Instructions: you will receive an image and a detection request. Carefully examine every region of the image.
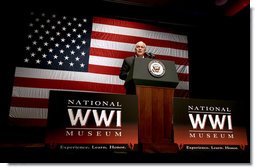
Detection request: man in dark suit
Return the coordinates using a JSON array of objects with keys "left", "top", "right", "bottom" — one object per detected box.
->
[{"left": 119, "top": 41, "right": 155, "bottom": 94}]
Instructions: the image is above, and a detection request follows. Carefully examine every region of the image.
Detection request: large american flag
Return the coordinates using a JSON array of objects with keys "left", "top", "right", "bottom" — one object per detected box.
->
[{"left": 9, "top": 12, "right": 189, "bottom": 126}]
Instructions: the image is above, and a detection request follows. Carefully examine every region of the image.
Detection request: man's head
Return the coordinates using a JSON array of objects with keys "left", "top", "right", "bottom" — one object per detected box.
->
[{"left": 135, "top": 41, "right": 146, "bottom": 57}]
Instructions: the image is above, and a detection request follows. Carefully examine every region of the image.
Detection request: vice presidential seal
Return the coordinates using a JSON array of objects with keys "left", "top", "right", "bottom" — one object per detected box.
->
[{"left": 148, "top": 60, "right": 166, "bottom": 78}]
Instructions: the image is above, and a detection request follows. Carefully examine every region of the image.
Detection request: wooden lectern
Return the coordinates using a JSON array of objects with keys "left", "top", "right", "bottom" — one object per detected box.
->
[{"left": 125, "top": 57, "right": 179, "bottom": 153}]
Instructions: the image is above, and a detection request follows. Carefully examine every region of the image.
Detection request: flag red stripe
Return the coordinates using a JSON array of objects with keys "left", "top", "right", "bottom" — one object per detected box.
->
[
  {"left": 11, "top": 97, "right": 48, "bottom": 108},
  {"left": 93, "top": 17, "right": 187, "bottom": 36},
  {"left": 90, "top": 48, "right": 189, "bottom": 65},
  {"left": 155, "top": 55, "right": 189, "bottom": 65},
  {"left": 88, "top": 64, "right": 120, "bottom": 75},
  {"left": 9, "top": 118, "right": 47, "bottom": 127},
  {"left": 178, "top": 73, "right": 189, "bottom": 81},
  {"left": 91, "top": 31, "right": 188, "bottom": 50},
  {"left": 90, "top": 47, "right": 132, "bottom": 59},
  {"left": 14, "top": 77, "right": 125, "bottom": 94},
  {"left": 88, "top": 64, "right": 189, "bottom": 81},
  {"left": 174, "top": 89, "right": 189, "bottom": 97}
]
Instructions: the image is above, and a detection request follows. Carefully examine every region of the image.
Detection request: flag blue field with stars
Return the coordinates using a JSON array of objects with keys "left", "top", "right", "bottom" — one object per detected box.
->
[{"left": 22, "top": 12, "right": 92, "bottom": 72}]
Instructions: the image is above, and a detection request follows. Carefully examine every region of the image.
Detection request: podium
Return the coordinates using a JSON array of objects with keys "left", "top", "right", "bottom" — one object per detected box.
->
[{"left": 125, "top": 57, "right": 179, "bottom": 153}]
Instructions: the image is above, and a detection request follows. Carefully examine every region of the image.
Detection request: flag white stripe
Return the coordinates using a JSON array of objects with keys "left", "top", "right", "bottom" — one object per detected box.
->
[
  {"left": 12, "top": 87, "right": 50, "bottom": 98},
  {"left": 15, "top": 67, "right": 125, "bottom": 85},
  {"left": 9, "top": 107, "right": 48, "bottom": 119},
  {"left": 175, "top": 64, "right": 189, "bottom": 74},
  {"left": 89, "top": 55, "right": 124, "bottom": 67},
  {"left": 90, "top": 39, "right": 188, "bottom": 58},
  {"left": 89, "top": 55, "right": 189, "bottom": 74},
  {"left": 92, "top": 23, "right": 188, "bottom": 43},
  {"left": 12, "top": 87, "right": 109, "bottom": 99},
  {"left": 147, "top": 46, "right": 188, "bottom": 58},
  {"left": 177, "top": 81, "right": 189, "bottom": 90}
]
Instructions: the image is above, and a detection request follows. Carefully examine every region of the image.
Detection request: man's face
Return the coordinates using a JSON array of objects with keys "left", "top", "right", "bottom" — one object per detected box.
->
[{"left": 135, "top": 42, "right": 146, "bottom": 57}]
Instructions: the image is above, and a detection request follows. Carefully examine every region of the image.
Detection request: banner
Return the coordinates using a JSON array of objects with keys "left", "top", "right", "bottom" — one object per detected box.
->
[
  {"left": 173, "top": 98, "right": 248, "bottom": 151},
  {"left": 45, "top": 91, "right": 138, "bottom": 152}
]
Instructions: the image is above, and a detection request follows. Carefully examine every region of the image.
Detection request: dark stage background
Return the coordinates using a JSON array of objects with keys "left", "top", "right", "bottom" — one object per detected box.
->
[{"left": 0, "top": 0, "right": 250, "bottom": 163}]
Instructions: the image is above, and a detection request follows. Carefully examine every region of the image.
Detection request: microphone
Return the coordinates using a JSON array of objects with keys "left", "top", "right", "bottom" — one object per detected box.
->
[{"left": 145, "top": 52, "right": 155, "bottom": 58}]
